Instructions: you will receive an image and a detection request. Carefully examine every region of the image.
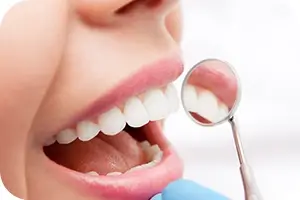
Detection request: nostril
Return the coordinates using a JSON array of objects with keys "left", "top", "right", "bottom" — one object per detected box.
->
[
  {"left": 75, "top": 0, "right": 170, "bottom": 25},
  {"left": 146, "top": 0, "right": 163, "bottom": 8},
  {"left": 116, "top": 0, "right": 163, "bottom": 14},
  {"left": 115, "top": 0, "right": 141, "bottom": 14}
]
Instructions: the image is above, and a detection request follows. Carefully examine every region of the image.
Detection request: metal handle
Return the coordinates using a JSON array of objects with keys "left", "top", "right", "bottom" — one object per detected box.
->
[
  {"left": 229, "top": 117, "right": 263, "bottom": 200},
  {"left": 240, "top": 164, "right": 263, "bottom": 200}
]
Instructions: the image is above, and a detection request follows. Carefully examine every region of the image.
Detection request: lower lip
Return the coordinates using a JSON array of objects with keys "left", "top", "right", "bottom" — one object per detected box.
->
[{"left": 47, "top": 145, "right": 183, "bottom": 200}]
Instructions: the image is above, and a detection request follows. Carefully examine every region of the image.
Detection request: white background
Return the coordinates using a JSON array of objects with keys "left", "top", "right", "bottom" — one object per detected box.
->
[{"left": 1, "top": 0, "right": 300, "bottom": 199}]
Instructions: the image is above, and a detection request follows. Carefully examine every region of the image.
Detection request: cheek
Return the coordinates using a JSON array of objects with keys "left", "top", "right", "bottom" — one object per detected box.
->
[
  {"left": 0, "top": 0, "right": 68, "bottom": 197},
  {"left": 165, "top": 6, "right": 183, "bottom": 43}
]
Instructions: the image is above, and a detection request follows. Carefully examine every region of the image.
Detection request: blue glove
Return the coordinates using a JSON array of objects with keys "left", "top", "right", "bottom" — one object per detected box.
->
[{"left": 151, "top": 179, "right": 229, "bottom": 200}]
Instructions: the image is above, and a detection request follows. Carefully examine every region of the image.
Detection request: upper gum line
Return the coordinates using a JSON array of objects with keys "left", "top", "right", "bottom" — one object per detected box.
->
[
  {"left": 80, "top": 85, "right": 169, "bottom": 126},
  {"left": 185, "top": 84, "right": 223, "bottom": 103},
  {"left": 46, "top": 83, "right": 179, "bottom": 145},
  {"left": 116, "top": 85, "right": 168, "bottom": 111}
]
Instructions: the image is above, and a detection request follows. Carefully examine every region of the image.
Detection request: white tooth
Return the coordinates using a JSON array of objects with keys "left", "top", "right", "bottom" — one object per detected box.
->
[
  {"left": 140, "top": 141, "right": 151, "bottom": 150},
  {"left": 183, "top": 84, "right": 198, "bottom": 113},
  {"left": 215, "top": 102, "right": 229, "bottom": 122},
  {"left": 165, "top": 84, "right": 180, "bottom": 113},
  {"left": 150, "top": 145, "right": 161, "bottom": 153},
  {"left": 107, "top": 172, "right": 122, "bottom": 176},
  {"left": 153, "top": 151, "right": 163, "bottom": 163},
  {"left": 45, "top": 137, "right": 56, "bottom": 146},
  {"left": 145, "top": 145, "right": 161, "bottom": 161},
  {"left": 196, "top": 90, "right": 219, "bottom": 122},
  {"left": 126, "top": 166, "right": 143, "bottom": 173},
  {"left": 87, "top": 171, "right": 99, "bottom": 176},
  {"left": 126, "top": 148, "right": 163, "bottom": 173},
  {"left": 126, "top": 161, "right": 157, "bottom": 173},
  {"left": 143, "top": 89, "right": 170, "bottom": 121},
  {"left": 98, "top": 107, "right": 126, "bottom": 136},
  {"left": 56, "top": 129, "right": 77, "bottom": 144},
  {"left": 123, "top": 97, "right": 149, "bottom": 128},
  {"left": 76, "top": 121, "right": 101, "bottom": 141}
]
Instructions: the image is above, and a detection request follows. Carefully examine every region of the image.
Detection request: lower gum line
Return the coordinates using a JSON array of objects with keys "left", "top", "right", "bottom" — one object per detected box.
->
[{"left": 86, "top": 145, "right": 163, "bottom": 176}]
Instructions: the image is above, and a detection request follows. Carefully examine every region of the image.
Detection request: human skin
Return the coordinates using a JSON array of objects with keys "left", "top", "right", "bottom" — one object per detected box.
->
[{"left": 0, "top": 0, "right": 182, "bottom": 199}]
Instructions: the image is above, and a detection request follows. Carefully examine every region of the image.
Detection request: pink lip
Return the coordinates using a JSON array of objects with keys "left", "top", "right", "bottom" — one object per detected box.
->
[
  {"left": 62, "top": 54, "right": 184, "bottom": 132},
  {"left": 45, "top": 54, "right": 184, "bottom": 199},
  {"left": 188, "top": 61, "right": 238, "bottom": 108},
  {"left": 48, "top": 146, "right": 183, "bottom": 200}
]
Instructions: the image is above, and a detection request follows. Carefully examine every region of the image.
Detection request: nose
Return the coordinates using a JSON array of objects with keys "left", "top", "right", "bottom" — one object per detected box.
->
[{"left": 74, "top": 0, "right": 178, "bottom": 24}]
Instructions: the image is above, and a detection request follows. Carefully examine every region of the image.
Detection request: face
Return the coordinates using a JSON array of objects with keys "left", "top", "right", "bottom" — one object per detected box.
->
[{"left": 0, "top": 0, "right": 183, "bottom": 200}]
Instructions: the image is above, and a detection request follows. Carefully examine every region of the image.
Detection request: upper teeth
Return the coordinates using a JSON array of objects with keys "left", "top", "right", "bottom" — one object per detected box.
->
[
  {"left": 55, "top": 129, "right": 77, "bottom": 144},
  {"left": 183, "top": 84, "right": 229, "bottom": 123},
  {"left": 45, "top": 84, "right": 179, "bottom": 145},
  {"left": 123, "top": 97, "right": 149, "bottom": 128}
]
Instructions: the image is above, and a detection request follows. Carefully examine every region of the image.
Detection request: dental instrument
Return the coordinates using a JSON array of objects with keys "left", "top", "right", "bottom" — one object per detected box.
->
[
  {"left": 181, "top": 58, "right": 263, "bottom": 200},
  {"left": 229, "top": 116, "right": 262, "bottom": 200}
]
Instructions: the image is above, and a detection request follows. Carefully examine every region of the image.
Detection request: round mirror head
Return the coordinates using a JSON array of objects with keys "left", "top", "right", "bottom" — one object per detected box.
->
[{"left": 181, "top": 59, "right": 241, "bottom": 126}]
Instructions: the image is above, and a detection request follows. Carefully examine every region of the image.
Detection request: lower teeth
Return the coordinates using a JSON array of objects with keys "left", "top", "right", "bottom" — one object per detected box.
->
[
  {"left": 107, "top": 172, "right": 122, "bottom": 176},
  {"left": 86, "top": 141, "right": 163, "bottom": 176}
]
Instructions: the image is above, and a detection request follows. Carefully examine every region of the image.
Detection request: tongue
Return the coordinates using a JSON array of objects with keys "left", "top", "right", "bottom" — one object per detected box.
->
[{"left": 44, "top": 131, "right": 147, "bottom": 175}]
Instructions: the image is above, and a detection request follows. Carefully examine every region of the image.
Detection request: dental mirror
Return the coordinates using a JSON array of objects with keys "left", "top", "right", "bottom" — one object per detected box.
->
[
  {"left": 181, "top": 58, "right": 263, "bottom": 200},
  {"left": 181, "top": 58, "right": 240, "bottom": 126}
]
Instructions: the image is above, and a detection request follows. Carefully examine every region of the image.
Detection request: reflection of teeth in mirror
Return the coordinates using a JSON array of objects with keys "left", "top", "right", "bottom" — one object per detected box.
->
[
  {"left": 182, "top": 84, "right": 198, "bottom": 113},
  {"left": 215, "top": 102, "right": 229, "bottom": 122},
  {"left": 183, "top": 84, "right": 229, "bottom": 123}
]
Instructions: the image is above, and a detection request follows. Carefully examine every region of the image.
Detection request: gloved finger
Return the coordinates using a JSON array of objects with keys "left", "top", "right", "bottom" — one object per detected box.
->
[
  {"left": 151, "top": 193, "right": 162, "bottom": 200},
  {"left": 161, "top": 179, "right": 229, "bottom": 200}
]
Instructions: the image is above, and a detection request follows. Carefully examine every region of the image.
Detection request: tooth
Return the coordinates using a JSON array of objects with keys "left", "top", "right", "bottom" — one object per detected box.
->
[
  {"left": 98, "top": 107, "right": 126, "bottom": 136},
  {"left": 56, "top": 129, "right": 77, "bottom": 144},
  {"left": 183, "top": 84, "right": 198, "bottom": 113},
  {"left": 126, "top": 161, "right": 158, "bottom": 173},
  {"left": 76, "top": 121, "right": 101, "bottom": 141},
  {"left": 107, "top": 172, "right": 122, "bottom": 176},
  {"left": 126, "top": 166, "right": 143, "bottom": 173},
  {"left": 153, "top": 151, "right": 163, "bottom": 163},
  {"left": 86, "top": 171, "right": 99, "bottom": 176},
  {"left": 126, "top": 148, "right": 163, "bottom": 173},
  {"left": 165, "top": 84, "right": 180, "bottom": 113},
  {"left": 145, "top": 145, "right": 161, "bottom": 161},
  {"left": 45, "top": 137, "right": 56, "bottom": 146},
  {"left": 196, "top": 90, "right": 219, "bottom": 122},
  {"left": 216, "top": 102, "right": 229, "bottom": 122},
  {"left": 123, "top": 97, "right": 149, "bottom": 128},
  {"left": 140, "top": 141, "right": 151, "bottom": 150},
  {"left": 143, "top": 89, "right": 170, "bottom": 121}
]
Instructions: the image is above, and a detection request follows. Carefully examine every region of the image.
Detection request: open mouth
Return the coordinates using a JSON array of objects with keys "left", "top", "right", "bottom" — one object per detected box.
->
[
  {"left": 44, "top": 84, "right": 178, "bottom": 175},
  {"left": 42, "top": 56, "right": 184, "bottom": 200}
]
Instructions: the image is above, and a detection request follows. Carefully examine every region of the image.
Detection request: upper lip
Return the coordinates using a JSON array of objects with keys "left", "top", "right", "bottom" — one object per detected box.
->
[{"left": 48, "top": 54, "right": 184, "bottom": 139}]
